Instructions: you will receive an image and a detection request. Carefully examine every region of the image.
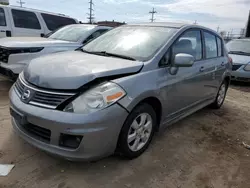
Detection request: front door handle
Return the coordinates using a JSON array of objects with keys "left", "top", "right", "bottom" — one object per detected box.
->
[{"left": 200, "top": 66, "right": 205, "bottom": 72}]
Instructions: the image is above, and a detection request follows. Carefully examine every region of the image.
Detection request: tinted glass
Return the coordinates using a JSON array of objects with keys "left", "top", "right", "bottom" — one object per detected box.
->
[
  {"left": 217, "top": 37, "right": 223, "bottom": 56},
  {"left": 204, "top": 32, "right": 218, "bottom": 58},
  {"left": 172, "top": 30, "right": 202, "bottom": 60},
  {"left": 83, "top": 26, "right": 177, "bottom": 61},
  {"left": 49, "top": 25, "right": 95, "bottom": 42},
  {"left": 226, "top": 40, "right": 250, "bottom": 54},
  {"left": 0, "top": 8, "right": 6, "bottom": 26},
  {"left": 41, "top": 13, "right": 76, "bottom": 31},
  {"left": 12, "top": 9, "right": 41, "bottom": 29}
]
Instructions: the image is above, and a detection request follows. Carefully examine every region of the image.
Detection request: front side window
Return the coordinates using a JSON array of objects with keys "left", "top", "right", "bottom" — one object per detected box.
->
[
  {"left": 0, "top": 8, "right": 6, "bottom": 26},
  {"left": 83, "top": 26, "right": 178, "bottom": 61},
  {"left": 204, "top": 32, "right": 218, "bottom": 58},
  {"left": 49, "top": 25, "right": 96, "bottom": 42},
  {"left": 41, "top": 13, "right": 76, "bottom": 31},
  {"left": 12, "top": 9, "right": 41, "bottom": 29},
  {"left": 172, "top": 30, "right": 202, "bottom": 61}
]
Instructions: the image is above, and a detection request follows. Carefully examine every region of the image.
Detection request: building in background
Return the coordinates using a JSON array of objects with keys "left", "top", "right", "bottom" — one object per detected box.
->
[
  {"left": 97, "top": 20, "right": 125, "bottom": 27},
  {"left": 0, "top": 0, "right": 9, "bottom": 5}
]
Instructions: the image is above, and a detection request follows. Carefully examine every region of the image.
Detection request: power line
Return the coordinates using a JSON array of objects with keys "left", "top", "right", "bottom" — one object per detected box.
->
[
  {"left": 87, "top": 0, "right": 94, "bottom": 24},
  {"left": 149, "top": 8, "right": 157, "bottom": 22},
  {"left": 16, "top": 0, "right": 25, "bottom": 7}
]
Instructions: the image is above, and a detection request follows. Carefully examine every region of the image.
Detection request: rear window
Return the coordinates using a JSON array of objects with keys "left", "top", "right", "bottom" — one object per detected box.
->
[
  {"left": 0, "top": 8, "right": 6, "bottom": 26},
  {"left": 41, "top": 13, "right": 76, "bottom": 31},
  {"left": 12, "top": 9, "right": 41, "bottom": 29}
]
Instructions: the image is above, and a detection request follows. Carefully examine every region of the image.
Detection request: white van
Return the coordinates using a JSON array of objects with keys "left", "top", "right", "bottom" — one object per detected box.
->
[{"left": 0, "top": 5, "right": 78, "bottom": 38}]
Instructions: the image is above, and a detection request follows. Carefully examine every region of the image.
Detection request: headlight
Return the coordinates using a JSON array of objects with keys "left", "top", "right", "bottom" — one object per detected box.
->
[
  {"left": 244, "top": 63, "right": 250, "bottom": 71},
  {"left": 64, "top": 82, "right": 126, "bottom": 114}
]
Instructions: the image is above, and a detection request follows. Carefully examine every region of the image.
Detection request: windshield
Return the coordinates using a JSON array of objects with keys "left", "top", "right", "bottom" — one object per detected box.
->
[
  {"left": 226, "top": 40, "right": 250, "bottom": 54},
  {"left": 82, "top": 26, "right": 178, "bottom": 61},
  {"left": 49, "top": 25, "right": 95, "bottom": 42}
]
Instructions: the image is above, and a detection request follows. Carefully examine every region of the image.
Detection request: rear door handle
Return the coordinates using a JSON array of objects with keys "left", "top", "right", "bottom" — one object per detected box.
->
[{"left": 200, "top": 66, "right": 205, "bottom": 72}]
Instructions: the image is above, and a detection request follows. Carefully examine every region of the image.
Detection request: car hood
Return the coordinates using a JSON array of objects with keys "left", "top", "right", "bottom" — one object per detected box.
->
[
  {"left": 0, "top": 37, "right": 79, "bottom": 48},
  {"left": 23, "top": 51, "right": 143, "bottom": 90},
  {"left": 229, "top": 54, "right": 250, "bottom": 65}
]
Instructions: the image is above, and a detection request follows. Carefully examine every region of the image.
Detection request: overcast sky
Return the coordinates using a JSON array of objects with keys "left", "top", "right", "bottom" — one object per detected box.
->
[{"left": 10, "top": 0, "right": 249, "bottom": 34}]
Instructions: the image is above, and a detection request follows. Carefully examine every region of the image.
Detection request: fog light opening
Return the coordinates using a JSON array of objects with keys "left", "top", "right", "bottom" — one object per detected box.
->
[{"left": 59, "top": 134, "right": 83, "bottom": 149}]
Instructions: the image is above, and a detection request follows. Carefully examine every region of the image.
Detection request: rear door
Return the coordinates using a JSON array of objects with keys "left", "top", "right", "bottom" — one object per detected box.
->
[
  {"left": 0, "top": 6, "right": 11, "bottom": 38},
  {"left": 202, "top": 30, "right": 223, "bottom": 97},
  {"left": 9, "top": 9, "right": 45, "bottom": 37}
]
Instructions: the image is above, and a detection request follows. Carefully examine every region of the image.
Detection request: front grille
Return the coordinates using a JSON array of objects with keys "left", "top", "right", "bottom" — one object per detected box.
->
[
  {"left": 31, "top": 91, "right": 72, "bottom": 108},
  {"left": 0, "top": 47, "right": 10, "bottom": 63},
  {"left": 232, "top": 64, "right": 243, "bottom": 71},
  {"left": 15, "top": 77, "right": 25, "bottom": 96},
  {"left": 22, "top": 123, "right": 51, "bottom": 143},
  {"left": 14, "top": 76, "right": 75, "bottom": 109}
]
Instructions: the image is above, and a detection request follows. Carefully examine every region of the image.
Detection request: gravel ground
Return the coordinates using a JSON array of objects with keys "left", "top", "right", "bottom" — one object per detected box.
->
[{"left": 0, "top": 75, "right": 250, "bottom": 188}]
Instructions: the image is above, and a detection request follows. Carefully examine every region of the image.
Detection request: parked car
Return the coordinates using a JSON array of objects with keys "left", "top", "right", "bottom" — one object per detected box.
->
[
  {"left": 0, "top": 5, "right": 78, "bottom": 38},
  {"left": 226, "top": 38, "right": 250, "bottom": 82},
  {"left": 9, "top": 22, "right": 231, "bottom": 161},
  {"left": 0, "top": 24, "right": 112, "bottom": 80}
]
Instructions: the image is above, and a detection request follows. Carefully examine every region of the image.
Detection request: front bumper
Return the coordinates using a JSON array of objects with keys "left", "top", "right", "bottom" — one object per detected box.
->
[
  {"left": 0, "top": 61, "right": 25, "bottom": 75},
  {"left": 0, "top": 66, "right": 18, "bottom": 80},
  {"left": 231, "top": 70, "right": 250, "bottom": 82},
  {"left": 10, "top": 86, "right": 129, "bottom": 161}
]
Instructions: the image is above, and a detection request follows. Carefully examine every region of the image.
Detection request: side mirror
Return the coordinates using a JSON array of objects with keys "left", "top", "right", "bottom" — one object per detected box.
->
[{"left": 174, "top": 53, "right": 195, "bottom": 67}]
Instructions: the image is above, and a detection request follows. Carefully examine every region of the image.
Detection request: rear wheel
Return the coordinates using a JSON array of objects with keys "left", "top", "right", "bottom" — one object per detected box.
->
[
  {"left": 210, "top": 80, "right": 228, "bottom": 109},
  {"left": 117, "top": 103, "right": 157, "bottom": 159}
]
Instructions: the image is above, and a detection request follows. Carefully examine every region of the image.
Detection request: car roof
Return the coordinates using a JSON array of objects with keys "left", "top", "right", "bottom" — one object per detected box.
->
[
  {"left": 232, "top": 38, "right": 250, "bottom": 42},
  {"left": 65, "top": 24, "right": 113, "bottom": 29},
  {"left": 127, "top": 22, "right": 190, "bottom": 28}
]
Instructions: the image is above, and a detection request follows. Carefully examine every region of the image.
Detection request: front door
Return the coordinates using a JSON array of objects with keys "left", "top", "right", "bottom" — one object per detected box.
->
[
  {"left": 159, "top": 29, "right": 207, "bottom": 121},
  {"left": 0, "top": 7, "right": 11, "bottom": 38}
]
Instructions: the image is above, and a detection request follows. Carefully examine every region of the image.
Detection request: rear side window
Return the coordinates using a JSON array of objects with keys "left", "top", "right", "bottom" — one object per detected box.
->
[
  {"left": 172, "top": 30, "right": 202, "bottom": 61},
  {"left": 0, "top": 8, "right": 6, "bottom": 26},
  {"left": 12, "top": 9, "right": 41, "bottom": 29},
  {"left": 41, "top": 13, "right": 76, "bottom": 31},
  {"left": 204, "top": 32, "right": 218, "bottom": 58},
  {"left": 217, "top": 37, "right": 223, "bottom": 56}
]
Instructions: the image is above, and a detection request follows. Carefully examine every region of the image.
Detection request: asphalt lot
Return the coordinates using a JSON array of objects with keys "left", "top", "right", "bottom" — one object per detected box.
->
[{"left": 1, "top": 75, "right": 250, "bottom": 188}]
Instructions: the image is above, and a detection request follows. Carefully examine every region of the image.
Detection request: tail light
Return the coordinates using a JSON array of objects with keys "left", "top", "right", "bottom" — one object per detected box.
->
[{"left": 228, "top": 56, "right": 233, "bottom": 64}]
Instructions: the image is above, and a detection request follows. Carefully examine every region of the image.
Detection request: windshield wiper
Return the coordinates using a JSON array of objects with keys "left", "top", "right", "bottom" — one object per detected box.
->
[
  {"left": 228, "top": 51, "right": 250, "bottom": 55},
  {"left": 81, "top": 50, "right": 136, "bottom": 61}
]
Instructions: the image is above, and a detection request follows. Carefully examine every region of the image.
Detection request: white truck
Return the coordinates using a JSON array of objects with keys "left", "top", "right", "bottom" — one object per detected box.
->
[{"left": 0, "top": 5, "right": 78, "bottom": 38}]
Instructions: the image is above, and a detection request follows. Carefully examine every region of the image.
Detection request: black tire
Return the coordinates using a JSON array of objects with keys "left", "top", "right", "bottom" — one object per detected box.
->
[
  {"left": 210, "top": 80, "right": 228, "bottom": 109},
  {"left": 117, "top": 103, "right": 157, "bottom": 159}
]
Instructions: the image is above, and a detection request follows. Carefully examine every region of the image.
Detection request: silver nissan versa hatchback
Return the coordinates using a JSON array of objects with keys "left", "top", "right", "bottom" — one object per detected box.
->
[{"left": 10, "top": 23, "right": 231, "bottom": 161}]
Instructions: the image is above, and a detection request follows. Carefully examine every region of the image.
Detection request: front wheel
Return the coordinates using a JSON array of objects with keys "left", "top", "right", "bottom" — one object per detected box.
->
[
  {"left": 210, "top": 80, "right": 228, "bottom": 109},
  {"left": 117, "top": 103, "right": 157, "bottom": 159}
]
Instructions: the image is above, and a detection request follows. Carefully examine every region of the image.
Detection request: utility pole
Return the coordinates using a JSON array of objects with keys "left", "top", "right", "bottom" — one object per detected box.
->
[
  {"left": 17, "top": 0, "right": 25, "bottom": 7},
  {"left": 216, "top": 26, "right": 220, "bottom": 33},
  {"left": 149, "top": 8, "right": 157, "bottom": 22},
  {"left": 87, "top": 0, "right": 94, "bottom": 24}
]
